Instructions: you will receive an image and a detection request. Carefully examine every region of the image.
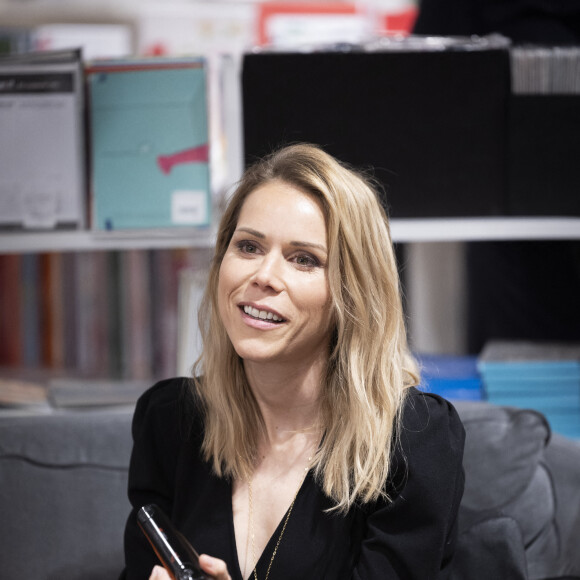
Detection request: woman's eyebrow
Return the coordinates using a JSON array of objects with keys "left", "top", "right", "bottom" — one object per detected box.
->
[
  {"left": 235, "top": 227, "right": 264, "bottom": 238},
  {"left": 289, "top": 240, "right": 327, "bottom": 254},
  {"left": 235, "top": 227, "right": 327, "bottom": 254}
]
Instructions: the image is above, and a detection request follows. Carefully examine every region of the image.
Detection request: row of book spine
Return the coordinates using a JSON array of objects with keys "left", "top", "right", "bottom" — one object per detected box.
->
[{"left": 0, "top": 248, "right": 210, "bottom": 381}]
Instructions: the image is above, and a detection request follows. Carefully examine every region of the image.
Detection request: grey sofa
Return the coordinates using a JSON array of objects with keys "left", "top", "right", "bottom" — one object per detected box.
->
[
  {"left": 0, "top": 406, "right": 133, "bottom": 580},
  {"left": 0, "top": 399, "right": 579, "bottom": 579},
  {"left": 452, "top": 401, "right": 580, "bottom": 580}
]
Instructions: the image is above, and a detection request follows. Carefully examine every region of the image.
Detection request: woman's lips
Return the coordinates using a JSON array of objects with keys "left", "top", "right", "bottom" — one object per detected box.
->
[{"left": 239, "top": 305, "right": 286, "bottom": 328}]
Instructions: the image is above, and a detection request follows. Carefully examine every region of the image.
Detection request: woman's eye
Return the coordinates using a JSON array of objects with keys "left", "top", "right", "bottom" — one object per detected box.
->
[
  {"left": 294, "top": 254, "right": 319, "bottom": 268},
  {"left": 236, "top": 240, "right": 259, "bottom": 254}
]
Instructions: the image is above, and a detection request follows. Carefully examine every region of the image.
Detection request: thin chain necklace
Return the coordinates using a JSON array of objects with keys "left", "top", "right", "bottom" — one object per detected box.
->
[{"left": 246, "top": 457, "right": 312, "bottom": 580}]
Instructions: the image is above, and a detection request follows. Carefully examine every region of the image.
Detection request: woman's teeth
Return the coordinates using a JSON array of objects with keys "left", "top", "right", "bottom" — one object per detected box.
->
[{"left": 243, "top": 305, "right": 283, "bottom": 322}]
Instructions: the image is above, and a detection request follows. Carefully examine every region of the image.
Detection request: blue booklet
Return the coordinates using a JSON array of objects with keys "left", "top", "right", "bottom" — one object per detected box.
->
[
  {"left": 88, "top": 57, "right": 210, "bottom": 230},
  {"left": 416, "top": 354, "right": 483, "bottom": 401}
]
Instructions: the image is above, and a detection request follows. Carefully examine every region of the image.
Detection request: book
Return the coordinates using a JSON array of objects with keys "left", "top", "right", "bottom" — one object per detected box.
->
[
  {"left": 105, "top": 251, "right": 123, "bottom": 378},
  {"left": 479, "top": 340, "right": 580, "bottom": 365},
  {"left": 33, "top": 23, "right": 132, "bottom": 61},
  {"left": 0, "top": 27, "right": 33, "bottom": 55},
  {"left": 75, "top": 251, "right": 111, "bottom": 376},
  {"left": 61, "top": 252, "right": 79, "bottom": 370},
  {"left": 120, "top": 250, "right": 153, "bottom": 380},
  {"left": 0, "top": 255, "right": 22, "bottom": 367},
  {"left": 20, "top": 254, "right": 41, "bottom": 368},
  {"left": 177, "top": 267, "right": 209, "bottom": 377},
  {"left": 39, "top": 253, "right": 65, "bottom": 369},
  {"left": 478, "top": 340, "right": 580, "bottom": 439},
  {"left": 256, "top": 2, "right": 370, "bottom": 48},
  {"left": 137, "top": 5, "right": 251, "bottom": 199},
  {"left": 150, "top": 249, "right": 181, "bottom": 379},
  {"left": 0, "top": 377, "right": 48, "bottom": 408},
  {"left": 416, "top": 353, "right": 483, "bottom": 401},
  {"left": 1, "top": 24, "right": 131, "bottom": 60},
  {"left": 137, "top": 2, "right": 255, "bottom": 58},
  {"left": 87, "top": 57, "right": 211, "bottom": 230},
  {"left": 47, "top": 377, "right": 149, "bottom": 408},
  {"left": 0, "top": 49, "right": 86, "bottom": 230}
]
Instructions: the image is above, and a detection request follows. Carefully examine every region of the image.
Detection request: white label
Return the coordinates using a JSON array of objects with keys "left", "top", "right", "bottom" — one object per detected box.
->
[
  {"left": 22, "top": 177, "right": 60, "bottom": 229},
  {"left": 171, "top": 190, "right": 207, "bottom": 225},
  {"left": 267, "top": 14, "right": 370, "bottom": 46}
]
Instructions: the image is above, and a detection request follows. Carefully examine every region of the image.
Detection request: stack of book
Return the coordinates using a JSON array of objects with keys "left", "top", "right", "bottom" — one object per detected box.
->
[
  {"left": 0, "top": 24, "right": 131, "bottom": 60},
  {"left": 417, "top": 354, "right": 483, "bottom": 401},
  {"left": 508, "top": 46, "right": 580, "bottom": 216},
  {"left": 478, "top": 341, "right": 580, "bottom": 439},
  {"left": 0, "top": 249, "right": 210, "bottom": 383},
  {"left": 511, "top": 46, "right": 580, "bottom": 95}
]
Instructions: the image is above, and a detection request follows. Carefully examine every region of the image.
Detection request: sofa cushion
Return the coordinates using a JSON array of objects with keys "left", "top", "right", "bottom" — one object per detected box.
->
[
  {"left": 454, "top": 401, "right": 551, "bottom": 511},
  {"left": 454, "top": 401, "right": 557, "bottom": 579}
]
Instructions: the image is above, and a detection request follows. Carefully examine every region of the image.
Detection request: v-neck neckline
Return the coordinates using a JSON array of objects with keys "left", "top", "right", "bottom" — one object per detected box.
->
[{"left": 227, "top": 472, "right": 311, "bottom": 580}]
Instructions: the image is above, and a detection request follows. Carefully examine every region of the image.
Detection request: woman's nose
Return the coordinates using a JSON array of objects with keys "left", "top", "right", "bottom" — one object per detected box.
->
[{"left": 251, "top": 254, "right": 284, "bottom": 292}]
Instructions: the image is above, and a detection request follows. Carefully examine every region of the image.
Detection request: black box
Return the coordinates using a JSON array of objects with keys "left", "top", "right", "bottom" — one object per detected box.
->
[
  {"left": 242, "top": 49, "right": 511, "bottom": 218},
  {"left": 508, "top": 95, "right": 580, "bottom": 216}
]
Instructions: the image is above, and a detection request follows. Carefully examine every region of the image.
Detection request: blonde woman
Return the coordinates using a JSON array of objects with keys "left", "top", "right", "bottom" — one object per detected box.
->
[{"left": 121, "top": 144, "right": 465, "bottom": 580}]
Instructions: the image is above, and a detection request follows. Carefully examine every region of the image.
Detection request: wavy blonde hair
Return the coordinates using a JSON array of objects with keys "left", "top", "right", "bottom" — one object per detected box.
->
[{"left": 192, "top": 143, "right": 419, "bottom": 512}]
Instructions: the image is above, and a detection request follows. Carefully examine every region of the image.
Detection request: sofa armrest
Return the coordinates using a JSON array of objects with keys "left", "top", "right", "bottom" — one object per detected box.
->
[{"left": 452, "top": 506, "right": 528, "bottom": 580}]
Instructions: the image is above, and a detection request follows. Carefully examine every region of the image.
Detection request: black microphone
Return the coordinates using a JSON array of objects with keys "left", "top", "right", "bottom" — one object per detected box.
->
[{"left": 137, "top": 504, "right": 210, "bottom": 580}]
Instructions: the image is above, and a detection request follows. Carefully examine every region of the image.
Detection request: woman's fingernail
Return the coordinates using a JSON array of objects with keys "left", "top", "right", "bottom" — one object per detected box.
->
[{"left": 200, "top": 554, "right": 214, "bottom": 572}]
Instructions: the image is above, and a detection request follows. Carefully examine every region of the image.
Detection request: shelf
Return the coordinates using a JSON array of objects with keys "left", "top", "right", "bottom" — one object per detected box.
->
[
  {"left": 0, "top": 3, "right": 137, "bottom": 28},
  {"left": 389, "top": 217, "right": 580, "bottom": 243},
  {"left": 1, "top": 218, "right": 579, "bottom": 253},
  {"left": 0, "top": 227, "right": 216, "bottom": 254}
]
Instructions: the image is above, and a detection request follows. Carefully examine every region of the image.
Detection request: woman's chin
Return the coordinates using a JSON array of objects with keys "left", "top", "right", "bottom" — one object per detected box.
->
[
  {"left": 232, "top": 339, "right": 291, "bottom": 366},
  {"left": 237, "top": 349, "right": 285, "bottom": 366}
]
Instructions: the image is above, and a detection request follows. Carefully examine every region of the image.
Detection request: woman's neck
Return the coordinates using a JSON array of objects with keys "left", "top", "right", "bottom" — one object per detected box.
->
[{"left": 243, "top": 358, "right": 324, "bottom": 445}]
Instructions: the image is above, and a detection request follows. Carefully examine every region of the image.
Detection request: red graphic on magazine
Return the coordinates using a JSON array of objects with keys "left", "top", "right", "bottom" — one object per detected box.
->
[{"left": 157, "top": 143, "right": 209, "bottom": 175}]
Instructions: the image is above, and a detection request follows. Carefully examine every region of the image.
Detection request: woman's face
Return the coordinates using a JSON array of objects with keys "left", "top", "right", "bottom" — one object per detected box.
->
[{"left": 218, "top": 180, "right": 333, "bottom": 368}]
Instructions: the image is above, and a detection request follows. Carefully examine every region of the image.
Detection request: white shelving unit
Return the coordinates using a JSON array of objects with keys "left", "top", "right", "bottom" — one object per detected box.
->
[
  {"left": 389, "top": 217, "right": 580, "bottom": 243},
  {"left": 0, "top": 226, "right": 217, "bottom": 254},
  {"left": 1, "top": 217, "right": 579, "bottom": 254}
]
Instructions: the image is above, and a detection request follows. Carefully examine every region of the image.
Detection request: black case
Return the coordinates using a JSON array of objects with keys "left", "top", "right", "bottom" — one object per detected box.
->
[{"left": 137, "top": 504, "right": 209, "bottom": 580}]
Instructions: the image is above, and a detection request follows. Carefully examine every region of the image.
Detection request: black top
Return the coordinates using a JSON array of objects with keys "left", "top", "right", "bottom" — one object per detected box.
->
[{"left": 121, "top": 378, "right": 465, "bottom": 580}]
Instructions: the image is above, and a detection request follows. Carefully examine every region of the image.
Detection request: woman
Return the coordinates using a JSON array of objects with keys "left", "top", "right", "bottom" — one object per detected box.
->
[{"left": 121, "top": 143, "right": 465, "bottom": 580}]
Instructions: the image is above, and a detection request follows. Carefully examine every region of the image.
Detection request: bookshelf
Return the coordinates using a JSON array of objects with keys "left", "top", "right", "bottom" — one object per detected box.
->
[
  {"left": 1, "top": 217, "right": 579, "bottom": 254},
  {"left": 1, "top": 12, "right": 579, "bottom": 398}
]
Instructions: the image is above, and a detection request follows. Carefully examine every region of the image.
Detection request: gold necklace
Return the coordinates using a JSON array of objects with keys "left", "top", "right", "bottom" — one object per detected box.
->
[{"left": 247, "top": 457, "right": 311, "bottom": 580}]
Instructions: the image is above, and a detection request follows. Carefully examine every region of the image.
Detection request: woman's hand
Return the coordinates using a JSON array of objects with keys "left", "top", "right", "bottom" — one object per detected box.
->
[
  {"left": 147, "top": 555, "right": 232, "bottom": 580},
  {"left": 199, "top": 554, "right": 232, "bottom": 579},
  {"left": 149, "top": 566, "right": 170, "bottom": 580}
]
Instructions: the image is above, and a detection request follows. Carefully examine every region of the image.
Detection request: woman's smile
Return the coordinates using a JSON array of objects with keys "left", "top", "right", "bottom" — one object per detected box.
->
[{"left": 239, "top": 303, "right": 287, "bottom": 327}]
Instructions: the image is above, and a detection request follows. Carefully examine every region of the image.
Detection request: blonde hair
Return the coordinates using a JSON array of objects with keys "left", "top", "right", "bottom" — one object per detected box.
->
[{"left": 192, "top": 143, "right": 419, "bottom": 512}]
